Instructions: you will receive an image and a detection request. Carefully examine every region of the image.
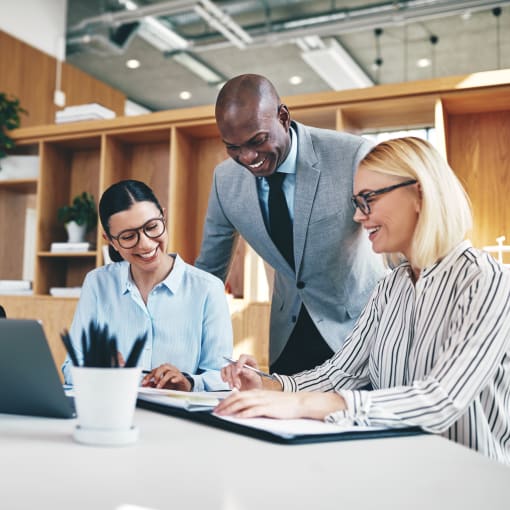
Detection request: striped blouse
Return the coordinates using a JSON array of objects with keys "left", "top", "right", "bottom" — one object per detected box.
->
[{"left": 276, "top": 241, "right": 510, "bottom": 464}]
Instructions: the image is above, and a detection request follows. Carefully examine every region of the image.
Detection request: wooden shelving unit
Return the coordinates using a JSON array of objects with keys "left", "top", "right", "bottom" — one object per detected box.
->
[{"left": 1, "top": 68, "right": 509, "bottom": 372}]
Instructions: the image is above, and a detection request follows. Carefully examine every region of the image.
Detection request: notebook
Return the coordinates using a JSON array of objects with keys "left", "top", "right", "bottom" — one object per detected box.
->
[{"left": 0, "top": 319, "right": 75, "bottom": 418}]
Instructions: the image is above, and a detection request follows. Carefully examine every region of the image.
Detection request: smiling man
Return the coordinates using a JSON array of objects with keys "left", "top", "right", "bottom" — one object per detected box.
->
[{"left": 196, "top": 74, "right": 385, "bottom": 374}]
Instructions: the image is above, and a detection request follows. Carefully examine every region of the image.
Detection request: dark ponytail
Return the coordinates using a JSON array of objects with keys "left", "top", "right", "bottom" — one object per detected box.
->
[{"left": 99, "top": 180, "right": 163, "bottom": 262}]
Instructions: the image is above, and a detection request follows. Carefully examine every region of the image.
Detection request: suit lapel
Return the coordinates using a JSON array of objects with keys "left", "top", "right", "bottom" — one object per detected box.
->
[{"left": 293, "top": 123, "right": 320, "bottom": 272}]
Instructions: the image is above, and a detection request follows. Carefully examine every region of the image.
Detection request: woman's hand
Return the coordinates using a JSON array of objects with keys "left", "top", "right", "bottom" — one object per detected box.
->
[
  {"left": 214, "top": 389, "right": 346, "bottom": 420},
  {"left": 221, "top": 354, "right": 265, "bottom": 390},
  {"left": 141, "top": 363, "right": 192, "bottom": 392}
]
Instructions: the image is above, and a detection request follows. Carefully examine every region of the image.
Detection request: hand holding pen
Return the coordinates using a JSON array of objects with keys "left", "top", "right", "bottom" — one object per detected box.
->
[{"left": 221, "top": 355, "right": 279, "bottom": 391}]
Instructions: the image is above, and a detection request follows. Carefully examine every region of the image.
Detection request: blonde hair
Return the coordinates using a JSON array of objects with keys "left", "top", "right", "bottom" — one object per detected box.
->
[{"left": 358, "top": 137, "right": 472, "bottom": 269}]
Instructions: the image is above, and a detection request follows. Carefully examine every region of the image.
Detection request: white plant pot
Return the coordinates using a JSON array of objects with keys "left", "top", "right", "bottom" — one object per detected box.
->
[{"left": 65, "top": 221, "right": 87, "bottom": 243}]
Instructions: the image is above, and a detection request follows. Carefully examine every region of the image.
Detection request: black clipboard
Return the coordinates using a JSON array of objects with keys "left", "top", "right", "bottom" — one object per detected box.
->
[{"left": 137, "top": 398, "right": 425, "bottom": 445}]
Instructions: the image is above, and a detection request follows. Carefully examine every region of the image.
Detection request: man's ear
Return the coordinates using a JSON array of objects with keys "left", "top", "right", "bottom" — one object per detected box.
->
[{"left": 278, "top": 103, "right": 291, "bottom": 130}]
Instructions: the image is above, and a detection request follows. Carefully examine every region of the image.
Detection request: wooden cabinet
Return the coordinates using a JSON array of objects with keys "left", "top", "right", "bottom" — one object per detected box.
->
[{"left": 2, "top": 68, "right": 509, "bottom": 371}]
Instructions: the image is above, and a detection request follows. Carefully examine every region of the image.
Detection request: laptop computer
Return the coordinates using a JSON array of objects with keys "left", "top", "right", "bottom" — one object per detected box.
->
[{"left": 0, "top": 319, "right": 75, "bottom": 418}]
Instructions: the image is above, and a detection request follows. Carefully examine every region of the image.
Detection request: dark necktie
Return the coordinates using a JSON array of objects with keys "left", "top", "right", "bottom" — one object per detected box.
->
[{"left": 266, "top": 172, "right": 294, "bottom": 269}]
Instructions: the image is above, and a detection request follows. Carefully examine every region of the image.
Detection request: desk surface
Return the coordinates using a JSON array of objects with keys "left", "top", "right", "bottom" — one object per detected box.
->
[{"left": 1, "top": 408, "right": 508, "bottom": 510}]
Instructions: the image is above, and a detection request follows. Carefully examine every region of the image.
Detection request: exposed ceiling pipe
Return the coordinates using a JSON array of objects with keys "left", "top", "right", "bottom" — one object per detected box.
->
[
  {"left": 68, "top": 0, "right": 195, "bottom": 33},
  {"left": 68, "top": 0, "right": 510, "bottom": 52},
  {"left": 192, "top": 0, "right": 510, "bottom": 54}
]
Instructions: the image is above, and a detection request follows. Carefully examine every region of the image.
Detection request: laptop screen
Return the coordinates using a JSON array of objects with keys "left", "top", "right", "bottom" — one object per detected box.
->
[{"left": 0, "top": 319, "right": 75, "bottom": 418}]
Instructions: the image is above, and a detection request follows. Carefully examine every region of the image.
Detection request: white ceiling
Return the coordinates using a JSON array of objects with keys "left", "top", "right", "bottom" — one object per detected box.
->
[{"left": 65, "top": 0, "right": 510, "bottom": 112}]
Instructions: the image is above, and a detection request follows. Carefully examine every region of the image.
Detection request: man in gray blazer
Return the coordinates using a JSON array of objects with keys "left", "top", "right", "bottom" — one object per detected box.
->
[{"left": 196, "top": 74, "right": 385, "bottom": 375}]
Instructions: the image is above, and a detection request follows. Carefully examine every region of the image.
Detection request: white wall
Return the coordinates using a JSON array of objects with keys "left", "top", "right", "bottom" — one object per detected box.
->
[{"left": 0, "top": 0, "right": 67, "bottom": 58}]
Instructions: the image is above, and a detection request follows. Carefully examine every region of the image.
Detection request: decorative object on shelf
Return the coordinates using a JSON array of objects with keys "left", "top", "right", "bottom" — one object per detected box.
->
[
  {"left": 57, "top": 192, "right": 98, "bottom": 242},
  {"left": 483, "top": 235, "right": 510, "bottom": 266},
  {"left": 0, "top": 93, "right": 27, "bottom": 170},
  {"left": 51, "top": 242, "right": 90, "bottom": 253},
  {"left": 0, "top": 155, "right": 39, "bottom": 181},
  {"left": 55, "top": 103, "right": 116, "bottom": 124}
]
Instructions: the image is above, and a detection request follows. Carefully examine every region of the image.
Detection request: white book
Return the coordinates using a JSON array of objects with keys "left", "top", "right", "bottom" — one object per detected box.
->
[
  {"left": 56, "top": 104, "right": 115, "bottom": 122},
  {"left": 51, "top": 242, "right": 90, "bottom": 253},
  {"left": 49, "top": 287, "right": 82, "bottom": 298},
  {"left": 55, "top": 113, "right": 114, "bottom": 124},
  {"left": 0, "top": 289, "right": 34, "bottom": 295},
  {"left": 0, "top": 280, "right": 32, "bottom": 290}
]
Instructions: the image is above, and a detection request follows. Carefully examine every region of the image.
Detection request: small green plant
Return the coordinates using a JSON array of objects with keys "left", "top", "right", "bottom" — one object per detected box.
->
[
  {"left": 57, "top": 192, "right": 98, "bottom": 233},
  {"left": 0, "top": 93, "right": 27, "bottom": 163}
]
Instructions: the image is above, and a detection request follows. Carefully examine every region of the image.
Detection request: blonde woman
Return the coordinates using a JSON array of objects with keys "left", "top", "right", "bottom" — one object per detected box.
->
[{"left": 216, "top": 137, "right": 510, "bottom": 465}]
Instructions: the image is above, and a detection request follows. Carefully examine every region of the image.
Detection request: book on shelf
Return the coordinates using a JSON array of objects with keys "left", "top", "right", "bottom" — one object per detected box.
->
[
  {"left": 0, "top": 280, "right": 33, "bottom": 296},
  {"left": 0, "top": 280, "right": 32, "bottom": 290},
  {"left": 49, "top": 287, "right": 82, "bottom": 298},
  {"left": 50, "top": 242, "right": 90, "bottom": 253},
  {"left": 55, "top": 103, "right": 116, "bottom": 124}
]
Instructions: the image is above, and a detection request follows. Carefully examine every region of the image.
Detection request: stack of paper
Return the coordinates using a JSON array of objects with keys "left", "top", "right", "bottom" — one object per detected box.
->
[
  {"left": 137, "top": 387, "right": 224, "bottom": 412},
  {"left": 0, "top": 280, "right": 33, "bottom": 295},
  {"left": 49, "top": 287, "right": 82, "bottom": 298},
  {"left": 55, "top": 103, "right": 116, "bottom": 124},
  {"left": 50, "top": 242, "right": 90, "bottom": 253}
]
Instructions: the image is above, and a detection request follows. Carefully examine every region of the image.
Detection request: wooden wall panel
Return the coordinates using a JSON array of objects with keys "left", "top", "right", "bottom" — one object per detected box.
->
[
  {"left": 61, "top": 63, "right": 125, "bottom": 116},
  {"left": 0, "top": 31, "right": 125, "bottom": 127},
  {"left": 447, "top": 110, "right": 510, "bottom": 250},
  {"left": 0, "top": 30, "right": 55, "bottom": 127}
]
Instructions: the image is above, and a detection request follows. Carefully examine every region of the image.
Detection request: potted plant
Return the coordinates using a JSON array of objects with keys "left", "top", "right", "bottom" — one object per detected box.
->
[
  {"left": 0, "top": 93, "right": 27, "bottom": 170},
  {"left": 57, "top": 192, "right": 98, "bottom": 243}
]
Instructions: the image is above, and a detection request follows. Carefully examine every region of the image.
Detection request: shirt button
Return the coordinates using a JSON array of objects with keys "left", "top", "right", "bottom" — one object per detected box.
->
[{"left": 297, "top": 281, "right": 305, "bottom": 289}]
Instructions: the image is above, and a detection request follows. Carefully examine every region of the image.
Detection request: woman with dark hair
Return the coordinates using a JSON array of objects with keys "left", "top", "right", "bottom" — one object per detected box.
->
[{"left": 62, "top": 179, "right": 233, "bottom": 391}]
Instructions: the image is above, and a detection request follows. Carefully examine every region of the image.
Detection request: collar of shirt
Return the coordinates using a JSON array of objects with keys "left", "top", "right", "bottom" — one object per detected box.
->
[
  {"left": 401, "top": 239, "right": 473, "bottom": 281},
  {"left": 121, "top": 253, "right": 185, "bottom": 295}
]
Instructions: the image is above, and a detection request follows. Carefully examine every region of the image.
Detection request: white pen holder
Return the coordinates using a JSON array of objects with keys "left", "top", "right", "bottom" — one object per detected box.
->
[{"left": 71, "top": 366, "right": 141, "bottom": 446}]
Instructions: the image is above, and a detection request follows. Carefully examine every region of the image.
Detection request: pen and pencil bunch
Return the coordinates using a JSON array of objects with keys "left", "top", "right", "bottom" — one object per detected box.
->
[{"left": 61, "top": 321, "right": 147, "bottom": 368}]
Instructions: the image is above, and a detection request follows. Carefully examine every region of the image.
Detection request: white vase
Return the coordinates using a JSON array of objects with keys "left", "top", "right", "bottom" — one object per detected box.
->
[{"left": 65, "top": 221, "right": 87, "bottom": 243}]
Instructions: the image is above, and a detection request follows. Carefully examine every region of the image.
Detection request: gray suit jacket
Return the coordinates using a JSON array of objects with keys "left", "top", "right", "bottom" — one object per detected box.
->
[{"left": 196, "top": 121, "right": 385, "bottom": 363}]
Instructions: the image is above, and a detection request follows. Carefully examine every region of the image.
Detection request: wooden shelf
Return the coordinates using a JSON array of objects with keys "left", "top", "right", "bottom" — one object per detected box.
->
[
  {"left": 0, "top": 178, "right": 37, "bottom": 193},
  {"left": 38, "top": 251, "right": 97, "bottom": 258}
]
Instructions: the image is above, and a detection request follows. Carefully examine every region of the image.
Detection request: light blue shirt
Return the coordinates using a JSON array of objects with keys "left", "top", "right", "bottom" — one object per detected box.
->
[
  {"left": 257, "top": 126, "right": 298, "bottom": 227},
  {"left": 62, "top": 254, "right": 233, "bottom": 391}
]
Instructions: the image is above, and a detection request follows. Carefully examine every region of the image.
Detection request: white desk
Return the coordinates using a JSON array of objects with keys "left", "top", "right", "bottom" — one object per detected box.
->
[{"left": 1, "top": 408, "right": 508, "bottom": 510}]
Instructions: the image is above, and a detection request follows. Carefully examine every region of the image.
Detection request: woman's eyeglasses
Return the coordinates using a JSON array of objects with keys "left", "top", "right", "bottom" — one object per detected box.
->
[
  {"left": 351, "top": 179, "right": 418, "bottom": 215},
  {"left": 110, "top": 217, "right": 166, "bottom": 249}
]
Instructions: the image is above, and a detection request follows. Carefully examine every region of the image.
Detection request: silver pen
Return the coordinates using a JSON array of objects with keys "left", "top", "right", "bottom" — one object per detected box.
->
[{"left": 223, "top": 356, "right": 277, "bottom": 380}]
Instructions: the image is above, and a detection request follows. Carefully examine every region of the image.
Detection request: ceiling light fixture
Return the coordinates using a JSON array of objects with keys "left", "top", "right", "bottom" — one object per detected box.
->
[
  {"left": 179, "top": 91, "right": 192, "bottom": 100},
  {"left": 193, "top": 0, "right": 252, "bottom": 50},
  {"left": 416, "top": 58, "right": 431, "bottom": 68},
  {"left": 167, "top": 50, "right": 227, "bottom": 85},
  {"left": 126, "top": 59, "right": 140, "bottom": 69},
  {"left": 137, "top": 16, "right": 188, "bottom": 51},
  {"left": 289, "top": 75, "right": 303, "bottom": 85},
  {"left": 373, "top": 28, "right": 383, "bottom": 83},
  {"left": 429, "top": 34, "right": 439, "bottom": 77},
  {"left": 300, "top": 37, "right": 373, "bottom": 90},
  {"left": 118, "top": 0, "right": 138, "bottom": 11}
]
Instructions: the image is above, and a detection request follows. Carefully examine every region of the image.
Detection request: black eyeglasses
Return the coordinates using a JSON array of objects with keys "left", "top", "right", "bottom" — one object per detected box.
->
[
  {"left": 110, "top": 217, "right": 166, "bottom": 249},
  {"left": 351, "top": 179, "right": 418, "bottom": 215}
]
